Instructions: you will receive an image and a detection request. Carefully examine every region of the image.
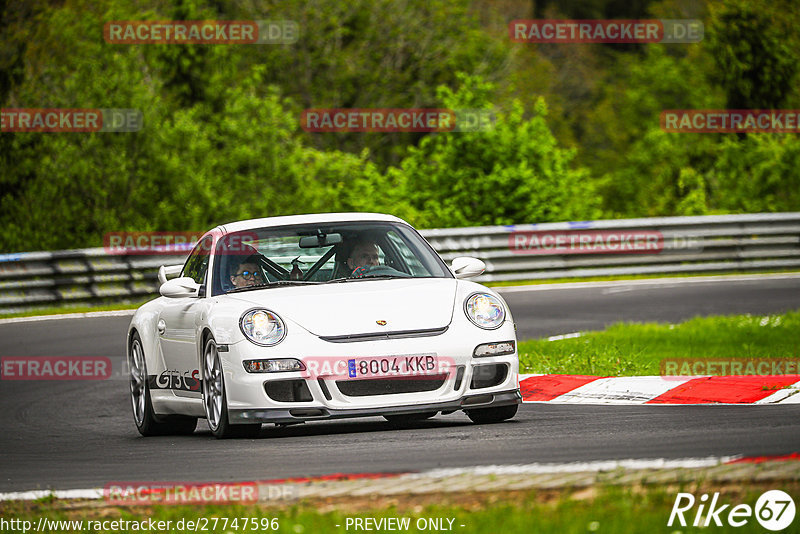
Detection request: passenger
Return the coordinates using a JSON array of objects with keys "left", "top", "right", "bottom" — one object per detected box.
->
[{"left": 229, "top": 254, "right": 265, "bottom": 288}]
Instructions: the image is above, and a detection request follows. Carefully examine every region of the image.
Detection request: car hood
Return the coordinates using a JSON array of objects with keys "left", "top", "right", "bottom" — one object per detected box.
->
[{"left": 224, "top": 278, "right": 458, "bottom": 337}]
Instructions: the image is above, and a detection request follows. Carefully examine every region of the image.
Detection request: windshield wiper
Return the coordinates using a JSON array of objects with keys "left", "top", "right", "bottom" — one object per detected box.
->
[
  {"left": 227, "top": 280, "right": 320, "bottom": 293},
  {"left": 325, "top": 275, "right": 404, "bottom": 283}
]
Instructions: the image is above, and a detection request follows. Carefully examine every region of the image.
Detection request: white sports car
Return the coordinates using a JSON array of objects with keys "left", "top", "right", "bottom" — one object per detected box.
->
[{"left": 127, "top": 213, "right": 520, "bottom": 438}]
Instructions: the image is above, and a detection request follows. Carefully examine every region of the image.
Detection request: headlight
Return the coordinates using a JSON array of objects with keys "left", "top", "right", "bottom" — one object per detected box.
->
[
  {"left": 240, "top": 309, "right": 286, "bottom": 346},
  {"left": 464, "top": 292, "right": 506, "bottom": 330}
]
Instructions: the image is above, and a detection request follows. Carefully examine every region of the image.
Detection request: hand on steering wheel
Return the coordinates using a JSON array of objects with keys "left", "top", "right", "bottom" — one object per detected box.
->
[
  {"left": 349, "top": 265, "right": 411, "bottom": 278},
  {"left": 351, "top": 266, "right": 370, "bottom": 278}
]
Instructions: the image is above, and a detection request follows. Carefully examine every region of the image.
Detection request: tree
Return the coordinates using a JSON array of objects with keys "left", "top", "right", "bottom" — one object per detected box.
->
[
  {"left": 708, "top": 0, "right": 798, "bottom": 109},
  {"left": 395, "top": 74, "right": 599, "bottom": 227}
]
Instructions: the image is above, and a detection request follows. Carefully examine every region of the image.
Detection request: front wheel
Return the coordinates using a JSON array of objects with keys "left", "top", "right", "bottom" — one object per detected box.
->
[
  {"left": 465, "top": 404, "right": 518, "bottom": 424},
  {"left": 202, "top": 337, "right": 261, "bottom": 439}
]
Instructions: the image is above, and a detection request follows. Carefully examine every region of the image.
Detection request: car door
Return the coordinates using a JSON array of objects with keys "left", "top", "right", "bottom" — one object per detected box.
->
[{"left": 156, "top": 235, "right": 212, "bottom": 396}]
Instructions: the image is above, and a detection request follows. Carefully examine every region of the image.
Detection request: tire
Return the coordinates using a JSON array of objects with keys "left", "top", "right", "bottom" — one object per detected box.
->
[
  {"left": 129, "top": 332, "right": 197, "bottom": 436},
  {"left": 383, "top": 412, "right": 437, "bottom": 425},
  {"left": 465, "top": 404, "right": 518, "bottom": 424},
  {"left": 202, "top": 336, "right": 261, "bottom": 439}
]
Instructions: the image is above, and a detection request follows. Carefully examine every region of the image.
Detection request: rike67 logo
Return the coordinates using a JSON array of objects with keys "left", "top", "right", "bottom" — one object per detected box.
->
[{"left": 669, "top": 490, "right": 796, "bottom": 531}]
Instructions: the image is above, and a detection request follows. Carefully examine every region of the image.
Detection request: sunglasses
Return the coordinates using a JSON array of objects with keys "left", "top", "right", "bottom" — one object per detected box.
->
[{"left": 235, "top": 270, "right": 262, "bottom": 279}]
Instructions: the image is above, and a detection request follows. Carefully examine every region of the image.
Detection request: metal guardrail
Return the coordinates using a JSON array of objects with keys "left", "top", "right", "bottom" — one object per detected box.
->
[{"left": 1, "top": 213, "right": 799, "bottom": 313}]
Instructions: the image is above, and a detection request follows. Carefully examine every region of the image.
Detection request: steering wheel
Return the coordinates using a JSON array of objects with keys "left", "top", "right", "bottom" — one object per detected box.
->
[{"left": 350, "top": 265, "right": 411, "bottom": 278}]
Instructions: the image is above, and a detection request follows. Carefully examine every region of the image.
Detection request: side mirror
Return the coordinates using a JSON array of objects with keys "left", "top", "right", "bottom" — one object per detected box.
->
[
  {"left": 450, "top": 256, "right": 485, "bottom": 279},
  {"left": 159, "top": 276, "right": 201, "bottom": 298},
  {"left": 157, "top": 264, "right": 184, "bottom": 285}
]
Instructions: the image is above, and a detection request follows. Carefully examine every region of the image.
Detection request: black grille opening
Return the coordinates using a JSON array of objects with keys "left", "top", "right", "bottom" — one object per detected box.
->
[
  {"left": 470, "top": 364, "right": 508, "bottom": 389},
  {"left": 336, "top": 375, "right": 448, "bottom": 397},
  {"left": 264, "top": 379, "right": 314, "bottom": 402}
]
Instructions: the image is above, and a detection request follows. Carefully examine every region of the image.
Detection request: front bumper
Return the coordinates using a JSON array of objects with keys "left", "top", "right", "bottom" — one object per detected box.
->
[
  {"left": 219, "top": 309, "right": 520, "bottom": 423},
  {"left": 229, "top": 389, "right": 522, "bottom": 424}
]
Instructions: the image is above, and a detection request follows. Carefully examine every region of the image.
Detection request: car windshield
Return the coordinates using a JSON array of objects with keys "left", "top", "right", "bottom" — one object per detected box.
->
[{"left": 211, "top": 221, "right": 452, "bottom": 295}]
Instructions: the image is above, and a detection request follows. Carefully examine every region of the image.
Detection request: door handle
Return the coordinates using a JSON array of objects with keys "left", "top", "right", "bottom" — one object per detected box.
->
[{"left": 157, "top": 319, "right": 166, "bottom": 335}]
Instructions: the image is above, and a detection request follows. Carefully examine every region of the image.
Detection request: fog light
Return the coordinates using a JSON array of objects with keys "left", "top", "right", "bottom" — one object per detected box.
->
[
  {"left": 243, "top": 358, "right": 305, "bottom": 373},
  {"left": 473, "top": 341, "right": 515, "bottom": 357}
]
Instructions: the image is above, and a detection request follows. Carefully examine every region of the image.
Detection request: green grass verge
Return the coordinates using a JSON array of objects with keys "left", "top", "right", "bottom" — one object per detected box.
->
[
  {"left": 0, "top": 300, "right": 148, "bottom": 320},
  {"left": 518, "top": 310, "right": 800, "bottom": 376},
  {"left": 3, "top": 484, "right": 795, "bottom": 534},
  {"left": 485, "top": 269, "right": 800, "bottom": 287}
]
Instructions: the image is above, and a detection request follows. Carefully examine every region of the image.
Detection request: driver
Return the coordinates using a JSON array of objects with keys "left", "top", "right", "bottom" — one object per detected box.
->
[
  {"left": 346, "top": 239, "right": 380, "bottom": 276},
  {"left": 229, "top": 254, "right": 266, "bottom": 288}
]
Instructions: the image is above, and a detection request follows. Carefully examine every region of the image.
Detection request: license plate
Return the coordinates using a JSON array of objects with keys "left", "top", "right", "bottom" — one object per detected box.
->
[{"left": 346, "top": 354, "right": 439, "bottom": 379}]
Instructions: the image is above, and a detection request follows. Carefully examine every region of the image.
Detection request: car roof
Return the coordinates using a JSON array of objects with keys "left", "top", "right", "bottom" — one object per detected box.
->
[{"left": 217, "top": 212, "right": 408, "bottom": 234}]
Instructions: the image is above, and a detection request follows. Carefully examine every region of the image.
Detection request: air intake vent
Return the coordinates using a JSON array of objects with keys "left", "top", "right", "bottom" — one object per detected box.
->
[
  {"left": 264, "top": 379, "right": 313, "bottom": 402},
  {"left": 336, "top": 375, "right": 447, "bottom": 397},
  {"left": 470, "top": 364, "right": 508, "bottom": 389}
]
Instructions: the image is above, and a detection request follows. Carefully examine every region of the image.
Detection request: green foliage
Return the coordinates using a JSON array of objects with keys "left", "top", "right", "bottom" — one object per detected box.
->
[
  {"left": 591, "top": 0, "right": 800, "bottom": 218},
  {"left": 224, "top": 0, "right": 511, "bottom": 168},
  {"left": 396, "top": 74, "right": 599, "bottom": 227},
  {"left": 707, "top": 0, "right": 798, "bottom": 109},
  {"left": 711, "top": 134, "right": 800, "bottom": 213},
  {"left": 589, "top": 43, "right": 721, "bottom": 217},
  {"left": 2, "top": 0, "right": 800, "bottom": 252}
]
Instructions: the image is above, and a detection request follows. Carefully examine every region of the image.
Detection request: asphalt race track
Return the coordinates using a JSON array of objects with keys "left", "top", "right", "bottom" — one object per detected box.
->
[
  {"left": 500, "top": 274, "right": 800, "bottom": 339},
  {"left": 1, "top": 275, "right": 799, "bottom": 492}
]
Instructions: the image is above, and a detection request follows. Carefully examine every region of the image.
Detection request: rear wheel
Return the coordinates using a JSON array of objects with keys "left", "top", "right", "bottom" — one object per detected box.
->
[
  {"left": 129, "top": 332, "right": 197, "bottom": 436},
  {"left": 383, "top": 412, "right": 437, "bottom": 425},
  {"left": 202, "top": 337, "right": 261, "bottom": 439},
  {"left": 465, "top": 404, "right": 518, "bottom": 424}
]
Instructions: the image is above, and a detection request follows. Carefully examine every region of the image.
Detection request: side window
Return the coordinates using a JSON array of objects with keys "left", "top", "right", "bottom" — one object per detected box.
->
[
  {"left": 182, "top": 236, "right": 213, "bottom": 285},
  {"left": 386, "top": 231, "right": 428, "bottom": 276}
]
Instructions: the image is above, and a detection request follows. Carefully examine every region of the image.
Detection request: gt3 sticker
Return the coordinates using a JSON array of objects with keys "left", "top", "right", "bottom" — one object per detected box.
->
[{"left": 148, "top": 369, "right": 201, "bottom": 391}]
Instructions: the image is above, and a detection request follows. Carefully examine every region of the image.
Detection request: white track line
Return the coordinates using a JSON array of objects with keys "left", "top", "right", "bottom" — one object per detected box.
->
[
  {"left": 0, "top": 457, "right": 743, "bottom": 501},
  {"left": 496, "top": 273, "right": 800, "bottom": 293},
  {"left": 0, "top": 309, "right": 135, "bottom": 325},
  {"left": 755, "top": 381, "right": 800, "bottom": 404},
  {"left": 397, "top": 457, "right": 742, "bottom": 478},
  {"left": 546, "top": 332, "right": 582, "bottom": 341},
  {"left": 778, "top": 392, "right": 800, "bottom": 404},
  {"left": 0, "top": 488, "right": 103, "bottom": 501}
]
